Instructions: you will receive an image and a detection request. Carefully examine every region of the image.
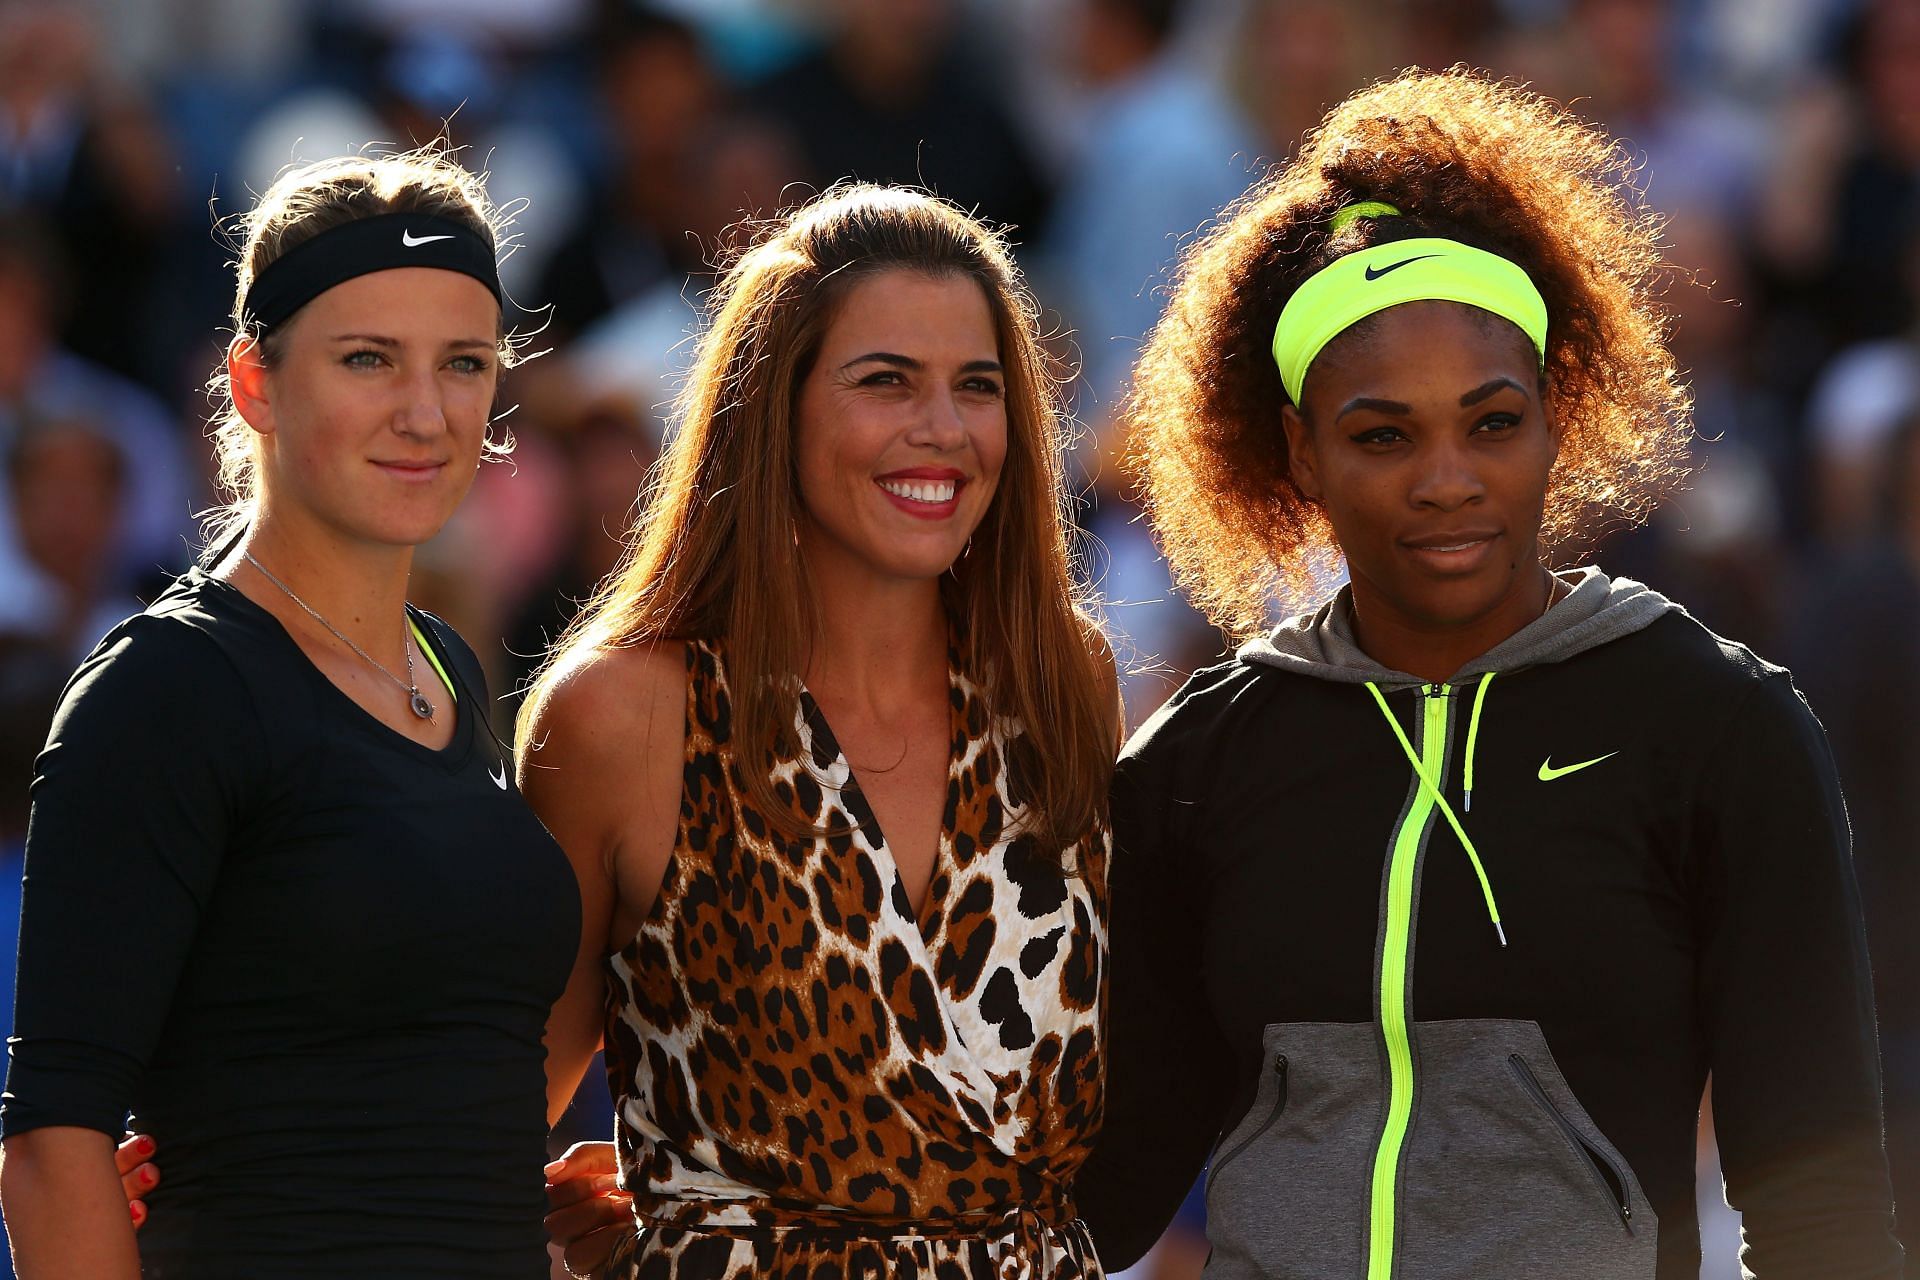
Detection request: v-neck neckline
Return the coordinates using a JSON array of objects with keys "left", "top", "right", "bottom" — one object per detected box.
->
[
  {"left": 194, "top": 568, "right": 474, "bottom": 771},
  {"left": 796, "top": 661, "right": 966, "bottom": 942}
]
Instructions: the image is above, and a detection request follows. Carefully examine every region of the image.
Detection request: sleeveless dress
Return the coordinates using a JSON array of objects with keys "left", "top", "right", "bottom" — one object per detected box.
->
[{"left": 602, "top": 639, "right": 1109, "bottom": 1279}]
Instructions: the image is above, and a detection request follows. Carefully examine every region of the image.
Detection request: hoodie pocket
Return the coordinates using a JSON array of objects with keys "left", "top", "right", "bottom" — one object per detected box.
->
[
  {"left": 1204, "top": 1052, "right": 1288, "bottom": 1201},
  {"left": 1393, "top": 1019, "right": 1658, "bottom": 1280},
  {"left": 1201, "top": 1023, "right": 1381, "bottom": 1280},
  {"left": 1508, "top": 1053, "right": 1634, "bottom": 1233}
]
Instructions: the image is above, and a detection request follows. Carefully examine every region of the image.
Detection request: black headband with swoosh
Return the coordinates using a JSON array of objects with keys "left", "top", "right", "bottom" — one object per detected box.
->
[{"left": 241, "top": 211, "right": 503, "bottom": 331}]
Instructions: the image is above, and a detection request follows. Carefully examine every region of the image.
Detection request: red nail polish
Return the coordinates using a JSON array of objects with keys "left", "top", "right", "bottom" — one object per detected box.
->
[{"left": 137, "top": 1136, "right": 155, "bottom": 1155}]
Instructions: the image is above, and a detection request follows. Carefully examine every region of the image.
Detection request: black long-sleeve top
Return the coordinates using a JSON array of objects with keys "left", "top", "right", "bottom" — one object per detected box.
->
[
  {"left": 2, "top": 570, "right": 580, "bottom": 1279},
  {"left": 1077, "top": 607, "right": 1901, "bottom": 1278}
]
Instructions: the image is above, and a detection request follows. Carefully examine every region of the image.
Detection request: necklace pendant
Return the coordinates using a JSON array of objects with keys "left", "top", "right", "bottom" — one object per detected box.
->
[{"left": 409, "top": 688, "right": 436, "bottom": 721}]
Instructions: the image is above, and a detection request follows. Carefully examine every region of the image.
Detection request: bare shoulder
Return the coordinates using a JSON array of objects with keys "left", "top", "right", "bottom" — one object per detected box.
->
[
  {"left": 522, "top": 641, "right": 691, "bottom": 931},
  {"left": 518, "top": 641, "right": 689, "bottom": 835},
  {"left": 521, "top": 642, "right": 689, "bottom": 774}
]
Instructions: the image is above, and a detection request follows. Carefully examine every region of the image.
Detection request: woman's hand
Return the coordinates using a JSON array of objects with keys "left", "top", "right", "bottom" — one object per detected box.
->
[
  {"left": 113, "top": 1133, "right": 159, "bottom": 1227},
  {"left": 544, "top": 1142, "right": 633, "bottom": 1279}
]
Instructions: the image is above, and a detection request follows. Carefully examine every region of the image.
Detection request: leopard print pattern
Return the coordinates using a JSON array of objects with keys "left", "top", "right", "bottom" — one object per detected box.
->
[{"left": 602, "top": 639, "right": 1108, "bottom": 1279}]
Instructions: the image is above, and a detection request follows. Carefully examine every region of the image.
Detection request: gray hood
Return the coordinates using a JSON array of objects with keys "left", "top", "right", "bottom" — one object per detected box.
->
[{"left": 1237, "top": 567, "right": 1681, "bottom": 688}]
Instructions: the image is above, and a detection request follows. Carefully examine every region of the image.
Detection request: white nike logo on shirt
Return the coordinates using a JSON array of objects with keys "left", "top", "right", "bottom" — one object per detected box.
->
[
  {"left": 402, "top": 230, "right": 455, "bottom": 247},
  {"left": 490, "top": 761, "right": 509, "bottom": 790}
]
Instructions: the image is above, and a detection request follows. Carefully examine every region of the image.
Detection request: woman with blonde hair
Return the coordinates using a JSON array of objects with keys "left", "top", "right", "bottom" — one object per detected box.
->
[
  {"left": 525, "top": 183, "right": 1118, "bottom": 1279},
  {"left": 0, "top": 148, "right": 581, "bottom": 1278}
]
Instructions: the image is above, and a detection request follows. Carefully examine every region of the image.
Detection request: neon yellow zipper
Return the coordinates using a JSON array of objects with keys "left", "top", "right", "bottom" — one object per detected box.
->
[{"left": 1366, "top": 684, "right": 1448, "bottom": 1280}]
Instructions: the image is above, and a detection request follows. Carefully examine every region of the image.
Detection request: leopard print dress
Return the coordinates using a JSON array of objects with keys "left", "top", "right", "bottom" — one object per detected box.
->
[{"left": 601, "top": 639, "right": 1108, "bottom": 1280}]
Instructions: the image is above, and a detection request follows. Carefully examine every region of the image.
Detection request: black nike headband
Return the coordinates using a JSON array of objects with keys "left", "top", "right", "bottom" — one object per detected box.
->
[{"left": 241, "top": 212, "right": 504, "bottom": 331}]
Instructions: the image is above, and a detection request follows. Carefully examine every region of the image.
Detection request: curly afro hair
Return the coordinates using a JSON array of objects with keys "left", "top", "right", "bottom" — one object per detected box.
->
[{"left": 1125, "top": 67, "right": 1692, "bottom": 637}]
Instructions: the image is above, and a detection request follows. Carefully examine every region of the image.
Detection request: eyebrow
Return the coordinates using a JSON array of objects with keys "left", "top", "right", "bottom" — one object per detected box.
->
[
  {"left": 1459, "top": 377, "right": 1529, "bottom": 406},
  {"left": 329, "top": 333, "right": 495, "bottom": 351},
  {"left": 1333, "top": 377, "right": 1530, "bottom": 422},
  {"left": 1334, "top": 395, "right": 1411, "bottom": 422},
  {"left": 839, "top": 352, "right": 1004, "bottom": 375}
]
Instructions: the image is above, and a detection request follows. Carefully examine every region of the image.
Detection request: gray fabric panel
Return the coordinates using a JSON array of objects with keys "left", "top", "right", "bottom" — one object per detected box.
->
[
  {"left": 1199, "top": 1019, "right": 1660, "bottom": 1280},
  {"left": 1237, "top": 568, "right": 1683, "bottom": 687},
  {"left": 1203, "top": 1022, "right": 1382, "bottom": 1280},
  {"left": 1396, "top": 1019, "right": 1660, "bottom": 1279}
]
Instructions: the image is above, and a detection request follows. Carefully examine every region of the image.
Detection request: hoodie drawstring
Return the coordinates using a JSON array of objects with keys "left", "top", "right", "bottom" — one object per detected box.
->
[
  {"left": 1363, "top": 679, "right": 1507, "bottom": 948},
  {"left": 1463, "top": 671, "right": 1495, "bottom": 813}
]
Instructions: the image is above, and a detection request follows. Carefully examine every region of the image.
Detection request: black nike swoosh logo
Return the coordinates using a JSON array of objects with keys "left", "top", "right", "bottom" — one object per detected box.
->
[{"left": 1365, "top": 254, "right": 1442, "bottom": 280}]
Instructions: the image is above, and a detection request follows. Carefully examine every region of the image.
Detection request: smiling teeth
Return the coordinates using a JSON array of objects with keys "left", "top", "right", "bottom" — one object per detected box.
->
[{"left": 879, "top": 479, "right": 956, "bottom": 503}]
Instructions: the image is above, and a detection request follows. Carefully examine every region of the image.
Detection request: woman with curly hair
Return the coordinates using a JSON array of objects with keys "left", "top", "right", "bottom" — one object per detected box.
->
[{"left": 1074, "top": 69, "right": 1903, "bottom": 1279}]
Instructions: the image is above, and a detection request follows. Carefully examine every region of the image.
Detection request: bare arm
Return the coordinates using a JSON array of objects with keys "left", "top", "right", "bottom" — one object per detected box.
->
[
  {"left": 2, "top": 1127, "right": 141, "bottom": 1279},
  {"left": 522, "top": 642, "right": 689, "bottom": 1129}
]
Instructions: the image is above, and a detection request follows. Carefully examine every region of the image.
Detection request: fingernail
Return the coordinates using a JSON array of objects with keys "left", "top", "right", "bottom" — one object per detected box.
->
[
  {"left": 141, "top": 1166, "right": 158, "bottom": 1186},
  {"left": 130, "top": 1203, "right": 144, "bottom": 1224},
  {"left": 544, "top": 1159, "right": 565, "bottom": 1177},
  {"left": 137, "top": 1136, "right": 155, "bottom": 1155}
]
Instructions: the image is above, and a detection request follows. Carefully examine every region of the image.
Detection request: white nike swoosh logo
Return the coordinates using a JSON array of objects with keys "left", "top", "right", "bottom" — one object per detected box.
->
[
  {"left": 402, "top": 230, "right": 455, "bottom": 247},
  {"left": 490, "top": 761, "right": 509, "bottom": 790}
]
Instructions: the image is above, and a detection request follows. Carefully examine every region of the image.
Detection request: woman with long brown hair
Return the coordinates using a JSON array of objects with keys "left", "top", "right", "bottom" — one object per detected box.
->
[{"left": 526, "top": 183, "right": 1118, "bottom": 1279}]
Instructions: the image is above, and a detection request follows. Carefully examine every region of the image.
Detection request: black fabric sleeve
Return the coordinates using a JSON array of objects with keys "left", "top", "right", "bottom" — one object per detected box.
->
[
  {"left": 1076, "top": 714, "right": 1233, "bottom": 1270},
  {"left": 2, "top": 616, "right": 263, "bottom": 1137},
  {"left": 1694, "top": 673, "right": 1904, "bottom": 1277}
]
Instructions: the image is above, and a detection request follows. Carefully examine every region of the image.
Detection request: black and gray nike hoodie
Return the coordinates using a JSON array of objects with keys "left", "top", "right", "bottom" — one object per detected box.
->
[{"left": 1076, "top": 569, "right": 1903, "bottom": 1279}]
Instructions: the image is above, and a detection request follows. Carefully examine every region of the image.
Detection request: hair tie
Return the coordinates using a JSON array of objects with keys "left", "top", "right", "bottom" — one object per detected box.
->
[{"left": 1328, "top": 200, "right": 1402, "bottom": 234}]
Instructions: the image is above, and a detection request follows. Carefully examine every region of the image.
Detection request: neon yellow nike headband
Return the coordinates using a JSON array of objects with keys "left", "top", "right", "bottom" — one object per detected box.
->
[{"left": 1270, "top": 236, "right": 1549, "bottom": 405}]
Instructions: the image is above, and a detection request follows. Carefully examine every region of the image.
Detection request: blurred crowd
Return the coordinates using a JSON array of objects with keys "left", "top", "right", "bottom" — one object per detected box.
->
[{"left": 2, "top": 0, "right": 1918, "bottom": 1275}]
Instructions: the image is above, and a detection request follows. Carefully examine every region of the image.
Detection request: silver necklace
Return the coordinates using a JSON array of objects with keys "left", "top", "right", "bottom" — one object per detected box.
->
[{"left": 243, "top": 552, "right": 435, "bottom": 721}]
